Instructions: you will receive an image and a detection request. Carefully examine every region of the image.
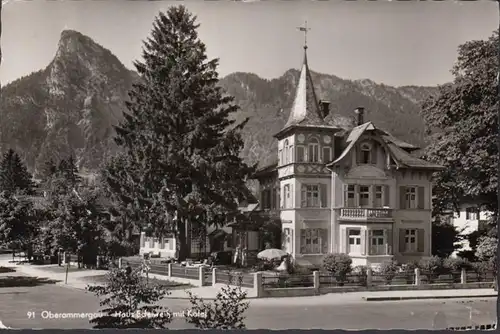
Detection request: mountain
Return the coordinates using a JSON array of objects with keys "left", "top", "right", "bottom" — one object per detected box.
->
[
  {"left": 0, "top": 30, "right": 137, "bottom": 174},
  {"left": 0, "top": 30, "right": 439, "bottom": 173}
]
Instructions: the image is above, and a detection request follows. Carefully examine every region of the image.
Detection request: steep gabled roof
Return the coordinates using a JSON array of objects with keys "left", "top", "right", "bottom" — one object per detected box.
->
[{"left": 327, "top": 122, "right": 444, "bottom": 171}]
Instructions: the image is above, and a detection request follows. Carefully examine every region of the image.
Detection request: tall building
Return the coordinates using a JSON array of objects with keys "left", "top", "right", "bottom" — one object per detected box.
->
[{"left": 252, "top": 44, "right": 444, "bottom": 268}]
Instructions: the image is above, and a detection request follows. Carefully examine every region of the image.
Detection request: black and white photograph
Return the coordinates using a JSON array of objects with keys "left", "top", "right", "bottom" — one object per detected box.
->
[{"left": 0, "top": 0, "right": 498, "bottom": 331}]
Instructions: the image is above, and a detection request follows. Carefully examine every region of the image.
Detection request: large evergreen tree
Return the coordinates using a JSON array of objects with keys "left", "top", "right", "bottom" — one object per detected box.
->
[
  {"left": 105, "top": 5, "right": 254, "bottom": 260},
  {"left": 0, "top": 149, "right": 34, "bottom": 195}
]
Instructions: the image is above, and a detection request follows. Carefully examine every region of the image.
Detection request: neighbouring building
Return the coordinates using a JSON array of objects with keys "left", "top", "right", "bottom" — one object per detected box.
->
[
  {"left": 448, "top": 200, "right": 493, "bottom": 256},
  {"left": 139, "top": 192, "right": 262, "bottom": 262},
  {"left": 251, "top": 44, "right": 444, "bottom": 268}
]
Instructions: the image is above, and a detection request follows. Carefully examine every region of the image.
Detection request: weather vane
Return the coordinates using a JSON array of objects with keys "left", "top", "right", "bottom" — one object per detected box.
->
[{"left": 297, "top": 20, "right": 311, "bottom": 50}]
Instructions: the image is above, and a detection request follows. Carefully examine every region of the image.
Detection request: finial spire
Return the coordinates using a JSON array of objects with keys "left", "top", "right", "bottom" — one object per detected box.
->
[{"left": 297, "top": 20, "right": 310, "bottom": 50}]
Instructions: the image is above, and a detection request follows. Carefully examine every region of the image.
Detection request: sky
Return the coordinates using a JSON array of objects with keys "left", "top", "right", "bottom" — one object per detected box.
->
[{"left": 1, "top": 0, "right": 498, "bottom": 87}]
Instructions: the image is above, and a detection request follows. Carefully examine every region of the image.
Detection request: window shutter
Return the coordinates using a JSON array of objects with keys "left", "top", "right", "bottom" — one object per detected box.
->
[
  {"left": 340, "top": 228, "right": 347, "bottom": 253},
  {"left": 289, "top": 146, "right": 294, "bottom": 163},
  {"left": 356, "top": 146, "right": 362, "bottom": 164},
  {"left": 399, "top": 186, "right": 406, "bottom": 209},
  {"left": 290, "top": 184, "right": 294, "bottom": 208},
  {"left": 280, "top": 186, "right": 284, "bottom": 208},
  {"left": 290, "top": 229, "right": 294, "bottom": 254},
  {"left": 323, "top": 147, "right": 331, "bottom": 163},
  {"left": 399, "top": 229, "right": 406, "bottom": 254},
  {"left": 361, "top": 230, "right": 367, "bottom": 255},
  {"left": 297, "top": 146, "right": 304, "bottom": 162},
  {"left": 371, "top": 185, "right": 376, "bottom": 208},
  {"left": 386, "top": 229, "right": 393, "bottom": 254},
  {"left": 371, "top": 146, "right": 377, "bottom": 164},
  {"left": 354, "top": 185, "right": 360, "bottom": 206},
  {"left": 300, "top": 229, "right": 306, "bottom": 253},
  {"left": 320, "top": 184, "right": 327, "bottom": 208},
  {"left": 417, "top": 186, "right": 425, "bottom": 209},
  {"left": 343, "top": 185, "right": 348, "bottom": 207},
  {"left": 301, "top": 185, "right": 307, "bottom": 207},
  {"left": 383, "top": 185, "right": 390, "bottom": 207},
  {"left": 321, "top": 228, "right": 328, "bottom": 254},
  {"left": 417, "top": 229, "right": 425, "bottom": 253}
]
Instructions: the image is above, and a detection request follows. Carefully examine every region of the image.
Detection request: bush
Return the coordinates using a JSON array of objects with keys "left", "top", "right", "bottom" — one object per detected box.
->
[
  {"left": 87, "top": 264, "right": 172, "bottom": 329},
  {"left": 443, "top": 257, "right": 471, "bottom": 272},
  {"left": 289, "top": 264, "right": 312, "bottom": 276},
  {"left": 378, "top": 260, "right": 399, "bottom": 284},
  {"left": 418, "top": 256, "right": 444, "bottom": 274},
  {"left": 471, "top": 261, "right": 495, "bottom": 274},
  {"left": 322, "top": 253, "right": 352, "bottom": 283},
  {"left": 185, "top": 284, "right": 249, "bottom": 329},
  {"left": 353, "top": 265, "right": 368, "bottom": 286},
  {"left": 401, "top": 260, "right": 419, "bottom": 273}
]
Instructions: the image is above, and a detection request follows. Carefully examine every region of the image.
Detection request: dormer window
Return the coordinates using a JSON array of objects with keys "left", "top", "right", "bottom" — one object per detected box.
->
[
  {"left": 308, "top": 138, "right": 320, "bottom": 163},
  {"left": 360, "top": 143, "right": 372, "bottom": 164}
]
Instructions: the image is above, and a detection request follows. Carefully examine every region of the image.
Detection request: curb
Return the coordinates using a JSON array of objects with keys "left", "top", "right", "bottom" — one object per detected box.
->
[{"left": 363, "top": 294, "right": 498, "bottom": 301}]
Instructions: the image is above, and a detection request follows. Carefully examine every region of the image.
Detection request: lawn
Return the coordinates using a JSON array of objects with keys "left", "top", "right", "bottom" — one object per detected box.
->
[
  {"left": 0, "top": 266, "right": 16, "bottom": 274},
  {"left": 32, "top": 265, "right": 93, "bottom": 274},
  {"left": 82, "top": 274, "right": 194, "bottom": 290}
]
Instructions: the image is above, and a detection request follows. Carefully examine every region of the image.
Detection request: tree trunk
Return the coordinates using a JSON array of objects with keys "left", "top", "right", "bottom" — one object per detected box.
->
[{"left": 176, "top": 218, "right": 189, "bottom": 261}]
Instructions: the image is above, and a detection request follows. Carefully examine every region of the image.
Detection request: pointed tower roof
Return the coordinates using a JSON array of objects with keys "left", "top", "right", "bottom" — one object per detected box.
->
[{"left": 282, "top": 48, "right": 325, "bottom": 128}]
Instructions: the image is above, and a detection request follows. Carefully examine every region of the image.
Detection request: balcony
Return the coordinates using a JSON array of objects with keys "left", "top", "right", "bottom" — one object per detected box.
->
[{"left": 337, "top": 208, "right": 393, "bottom": 222}]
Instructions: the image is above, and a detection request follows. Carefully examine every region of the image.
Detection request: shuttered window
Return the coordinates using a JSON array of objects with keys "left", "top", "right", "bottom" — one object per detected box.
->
[
  {"left": 322, "top": 147, "right": 331, "bottom": 163},
  {"left": 399, "top": 228, "right": 425, "bottom": 253},
  {"left": 300, "top": 228, "right": 328, "bottom": 254},
  {"left": 296, "top": 146, "right": 305, "bottom": 162}
]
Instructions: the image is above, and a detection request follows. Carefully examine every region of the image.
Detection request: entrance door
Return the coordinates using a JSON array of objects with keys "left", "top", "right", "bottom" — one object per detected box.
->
[{"left": 348, "top": 229, "right": 361, "bottom": 254}]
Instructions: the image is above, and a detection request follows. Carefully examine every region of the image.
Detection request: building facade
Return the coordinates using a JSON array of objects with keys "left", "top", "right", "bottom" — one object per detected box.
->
[
  {"left": 449, "top": 202, "right": 492, "bottom": 256},
  {"left": 252, "top": 46, "right": 444, "bottom": 268}
]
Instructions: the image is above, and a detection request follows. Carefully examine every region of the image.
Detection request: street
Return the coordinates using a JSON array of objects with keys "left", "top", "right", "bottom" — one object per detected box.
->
[{"left": 0, "top": 283, "right": 496, "bottom": 330}]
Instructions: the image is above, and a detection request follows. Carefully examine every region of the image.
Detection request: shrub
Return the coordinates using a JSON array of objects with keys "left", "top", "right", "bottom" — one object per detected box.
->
[
  {"left": 185, "top": 284, "right": 249, "bottom": 329},
  {"left": 443, "top": 257, "right": 471, "bottom": 272},
  {"left": 471, "top": 261, "right": 494, "bottom": 274},
  {"left": 87, "top": 264, "right": 172, "bottom": 329},
  {"left": 418, "top": 256, "right": 444, "bottom": 274},
  {"left": 378, "top": 260, "right": 399, "bottom": 284},
  {"left": 401, "top": 260, "right": 420, "bottom": 273},
  {"left": 322, "top": 253, "right": 352, "bottom": 283},
  {"left": 353, "top": 265, "right": 368, "bottom": 286}
]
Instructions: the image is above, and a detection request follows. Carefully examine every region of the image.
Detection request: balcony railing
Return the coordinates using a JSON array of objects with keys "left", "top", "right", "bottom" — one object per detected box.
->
[{"left": 338, "top": 208, "right": 393, "bottom": 220}]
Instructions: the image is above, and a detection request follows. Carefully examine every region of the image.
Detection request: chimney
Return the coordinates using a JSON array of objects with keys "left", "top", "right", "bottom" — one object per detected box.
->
[
  {"left": 319, "top": 100, "right": 330, "bottom": 119},
  {"left": 354, "top": 107, "right": 365, "bottom": 125}
]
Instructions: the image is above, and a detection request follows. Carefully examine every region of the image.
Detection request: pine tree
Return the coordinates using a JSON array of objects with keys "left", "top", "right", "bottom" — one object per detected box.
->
[
  {"left": 106, "top": 5, "right": 254, "bottom": 260},
  {"left": 0, "top": 149, "right": 34, "bottom": 195}
]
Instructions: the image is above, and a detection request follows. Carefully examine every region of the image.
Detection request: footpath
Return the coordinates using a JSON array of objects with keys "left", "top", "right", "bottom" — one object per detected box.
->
[{"left": 1, "top": 259, "right": 497, "bottom": 305}]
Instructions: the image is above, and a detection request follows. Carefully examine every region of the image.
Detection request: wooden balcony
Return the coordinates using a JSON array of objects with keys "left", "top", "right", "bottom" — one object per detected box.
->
[{"left": 337, "top": 208, "right": 394, "bottom": 222}]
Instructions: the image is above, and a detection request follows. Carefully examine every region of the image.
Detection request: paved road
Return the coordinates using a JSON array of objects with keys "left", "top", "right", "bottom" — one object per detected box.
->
[{"left": 0, "top": 283, "right": 496, "bottom": 329}]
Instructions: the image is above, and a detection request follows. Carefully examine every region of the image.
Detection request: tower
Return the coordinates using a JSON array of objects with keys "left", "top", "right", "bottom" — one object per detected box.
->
[{"left": 274, "top": 23, "right": 341, "bottom": 261}]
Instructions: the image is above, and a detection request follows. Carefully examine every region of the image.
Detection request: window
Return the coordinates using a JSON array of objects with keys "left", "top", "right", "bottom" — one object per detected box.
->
[
  {"left": 405, "top": 187, "right": 417, "bottom": 209},
  {"left": 374, "top": 186, "right": 383, "bottom": 207},
  {"left": 348, "top": 229, "right": 362, "bottom": 254},
  {"left": 278, "top": 149, "right": 283, "bottom": 166},
  {"left": 308, "top": 138, "right": 320, "bottom": 163},
  {"left": 302, "top": 185, "right": 320, "bottom": 207},
  {"left": 283, "top": 140, "right": 289, "bottom": 164},
  {"left": 322, "top": 146, "right": 331, "bottom": 163},
  {"left": 465, "top": 207, "right": 479, "bottom": 220},
  {"left": 283, "top": 228, "right": 293, "bottom": 254},
  {"left": 360, "top": 143, "right": 372, "bottom": 164},
  {"left": 359, "top": 186, "right": 370, "bottom": 207},
  {"left": 284, "top": 184, "right": 293, "bottom": 208},
  {"left": 297, "top": 146, "right": 305, "bottom": 162},
  {"left": 289, "top": 145, "right": 294, "bottom": 163},
  {"left": 261, "top": 189, "right": 272, "bottom": 209},
  {"left": 300, "top": 228, "right": 327, "bottom": 254},
  {"left": 404, "top": 229, "right": 417, "bottom": 252},
  {"left": 370, "top": 230, "right": 385, "bottom": 255},
  {"left": 344, "top": 185, "right": 355, "bottom": 207}
]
